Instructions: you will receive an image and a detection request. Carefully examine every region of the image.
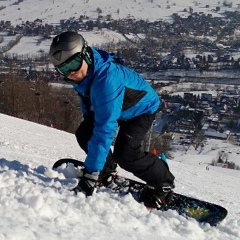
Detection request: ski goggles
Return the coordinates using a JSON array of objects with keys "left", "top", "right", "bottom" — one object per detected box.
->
[{"left": 55, "top": 53, "right": 83, "bottom": 77}]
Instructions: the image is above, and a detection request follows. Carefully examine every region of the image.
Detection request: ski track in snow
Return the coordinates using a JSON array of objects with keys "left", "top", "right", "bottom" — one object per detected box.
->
[{"left": 0, "top": 113, "right": 240, "bottom": 240}]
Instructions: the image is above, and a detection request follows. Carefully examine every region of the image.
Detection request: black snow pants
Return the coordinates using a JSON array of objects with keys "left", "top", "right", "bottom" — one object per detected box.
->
[{"left": 75, "top": 113, "right": 175, "bottom": 186}]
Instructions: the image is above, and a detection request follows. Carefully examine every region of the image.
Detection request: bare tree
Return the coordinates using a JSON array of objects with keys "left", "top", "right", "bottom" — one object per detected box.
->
[
  {"left": 194, "top": 132, "right": 206, "bottom": 150},
  {"left": 0, "top": 69, "right": 83, "bottom": 133},
  {"left": 216, "top": 151, "right": 228, "bottom": 163}
]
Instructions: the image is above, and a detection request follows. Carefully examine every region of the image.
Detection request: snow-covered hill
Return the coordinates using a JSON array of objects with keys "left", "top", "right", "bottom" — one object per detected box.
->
[
  {"left": 0, "top": 113, "right": 239, "bottom": 240},
  {"left": 1, "top": 0, "right": 240, "bottom": 26},
  {"left": 1, "top": 0, "right": 240, "bottom": 60}
]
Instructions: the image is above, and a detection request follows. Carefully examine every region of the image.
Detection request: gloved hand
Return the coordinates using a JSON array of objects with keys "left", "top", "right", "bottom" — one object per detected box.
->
[{"left": 72, "top": 167, "right": 100, "bottom": 196}]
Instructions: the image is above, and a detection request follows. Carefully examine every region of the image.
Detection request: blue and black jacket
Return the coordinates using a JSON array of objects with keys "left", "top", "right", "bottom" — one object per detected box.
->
[{"left": 73, "top": 48, "right": 160, "bottom": 173}]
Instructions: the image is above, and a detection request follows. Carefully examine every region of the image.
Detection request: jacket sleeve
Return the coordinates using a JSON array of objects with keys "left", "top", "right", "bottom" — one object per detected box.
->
[{"left": 84, "top": 70, "right": 125, "bottom": 172}]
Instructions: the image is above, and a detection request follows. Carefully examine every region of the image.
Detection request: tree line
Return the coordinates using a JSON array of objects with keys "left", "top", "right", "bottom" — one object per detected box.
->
[{"left": 0, "top": 72, "right": 83, "bottom": 133}]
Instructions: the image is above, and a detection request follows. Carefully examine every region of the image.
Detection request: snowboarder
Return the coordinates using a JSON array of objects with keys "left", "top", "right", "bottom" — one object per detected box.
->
[{"left": 49, "top": 31, "right": 175, "bottom": 206}]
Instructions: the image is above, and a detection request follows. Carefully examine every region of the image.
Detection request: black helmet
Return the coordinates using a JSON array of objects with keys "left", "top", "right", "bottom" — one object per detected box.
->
[{"left": 49, "top": 31, "right": 88, "bottom": 66}]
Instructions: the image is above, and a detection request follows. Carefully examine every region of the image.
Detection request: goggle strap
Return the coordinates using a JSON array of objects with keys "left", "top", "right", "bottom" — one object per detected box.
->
[{"left": 82, "top": 45, "right": 92, "bottom": 65}]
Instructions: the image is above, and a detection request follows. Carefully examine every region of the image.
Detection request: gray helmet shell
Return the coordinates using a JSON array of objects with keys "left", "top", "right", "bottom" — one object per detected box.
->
[{"left": 49, "top": 31, "right": 86, "bottom": 66}]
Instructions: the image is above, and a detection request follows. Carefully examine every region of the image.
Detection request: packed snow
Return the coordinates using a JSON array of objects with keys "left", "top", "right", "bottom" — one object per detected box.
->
[{"left": 0, "top": 113, "right": 239, "bottom": 240}]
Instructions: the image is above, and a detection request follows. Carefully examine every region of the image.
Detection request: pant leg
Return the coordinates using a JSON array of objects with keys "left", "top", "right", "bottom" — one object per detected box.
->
[
  {"left": 75, "top": 116, "right": 115, "bottom": 171},
  {"left": 75, "top": 117, "right": 94, "bottom": 154},
  {"left": 113, "top": 113, "right": 175, "bottom": 186}
]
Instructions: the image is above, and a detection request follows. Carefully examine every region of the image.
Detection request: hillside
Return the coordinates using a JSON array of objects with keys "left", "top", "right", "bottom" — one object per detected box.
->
[
  {"left": 1, "top": 0, "right": 240, "bottom": 70},
  {"left": 1, "top": 0, "right": 240, "bottom": 26}
]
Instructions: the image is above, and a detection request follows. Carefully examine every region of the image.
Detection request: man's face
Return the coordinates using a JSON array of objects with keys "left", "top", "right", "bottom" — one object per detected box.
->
[{"left": 67, "top": 60, "right": 88, "bottom": 83}]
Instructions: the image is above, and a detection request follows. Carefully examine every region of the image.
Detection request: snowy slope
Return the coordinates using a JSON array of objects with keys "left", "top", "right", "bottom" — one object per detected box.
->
[{"left": 0, "top": 113, "right": 239, "bottom": 240}]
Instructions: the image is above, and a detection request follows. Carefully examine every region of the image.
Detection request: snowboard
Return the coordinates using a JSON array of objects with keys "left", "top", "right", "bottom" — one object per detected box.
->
[{"left": 52, "top": 158, "right": 228, "bottom": 226}]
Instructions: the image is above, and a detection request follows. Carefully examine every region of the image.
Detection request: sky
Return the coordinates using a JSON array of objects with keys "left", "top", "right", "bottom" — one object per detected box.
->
[{"left": 0, "top": 113, "right": 240, "bottom": 240}]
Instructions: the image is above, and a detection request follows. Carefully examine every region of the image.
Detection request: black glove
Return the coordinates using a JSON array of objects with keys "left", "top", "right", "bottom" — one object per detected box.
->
[{"left": 73, "top": 168, "right": 100, "bottom": 196}]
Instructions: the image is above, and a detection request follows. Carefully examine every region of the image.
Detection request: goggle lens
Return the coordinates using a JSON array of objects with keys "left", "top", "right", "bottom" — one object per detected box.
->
[{"left": 56, "top": 53, "right": 83, "bottom": 77}]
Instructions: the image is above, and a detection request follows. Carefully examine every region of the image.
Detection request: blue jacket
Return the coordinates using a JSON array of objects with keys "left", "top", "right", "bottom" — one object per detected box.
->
[{"left": 73, "top": 48, "right": 160, "bottom": 172}]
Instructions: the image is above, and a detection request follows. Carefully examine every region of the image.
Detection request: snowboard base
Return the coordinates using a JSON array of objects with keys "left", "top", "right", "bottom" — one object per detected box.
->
[{"left": 52, "top": 158, "right": 228, "bottom": 226}]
